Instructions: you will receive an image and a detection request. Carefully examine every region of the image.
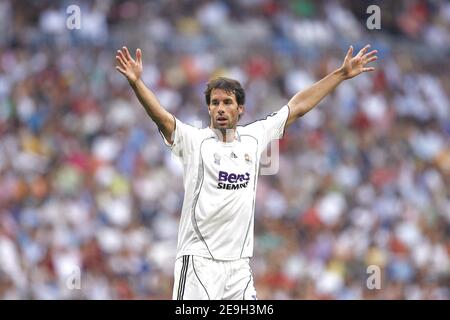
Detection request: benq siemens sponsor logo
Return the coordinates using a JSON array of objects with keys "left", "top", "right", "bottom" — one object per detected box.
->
[{"left": 217, "top": 171, "right": 250, "bottom": 190}]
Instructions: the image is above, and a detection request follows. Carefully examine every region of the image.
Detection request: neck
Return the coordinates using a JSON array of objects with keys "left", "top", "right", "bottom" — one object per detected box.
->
[{"left": 210, "top": 127, "right": 236, "bottom": 143}]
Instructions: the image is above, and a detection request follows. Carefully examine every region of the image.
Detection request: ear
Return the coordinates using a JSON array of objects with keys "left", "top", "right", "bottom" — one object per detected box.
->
[{"left": 238, "top": 104, "right": 244, "bottom": 116}]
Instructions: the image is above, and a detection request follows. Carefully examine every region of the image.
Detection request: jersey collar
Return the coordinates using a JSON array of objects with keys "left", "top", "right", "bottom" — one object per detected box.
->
[{"left": 208, "top": 127, "right": 241, "bottom": 143}]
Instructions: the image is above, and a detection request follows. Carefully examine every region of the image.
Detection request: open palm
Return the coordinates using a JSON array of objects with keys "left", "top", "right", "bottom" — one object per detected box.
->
[
  {"left": 115, "top": 46, "right": 143, "bottom": 84},
  {"left": 341, "top": 44, "right": 377, "bottom": 79}
]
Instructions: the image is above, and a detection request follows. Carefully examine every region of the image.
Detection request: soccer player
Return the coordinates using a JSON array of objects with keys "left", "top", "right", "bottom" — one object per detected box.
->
[{"left": 115, "top": 44, "right": 377, "bottom": 300}]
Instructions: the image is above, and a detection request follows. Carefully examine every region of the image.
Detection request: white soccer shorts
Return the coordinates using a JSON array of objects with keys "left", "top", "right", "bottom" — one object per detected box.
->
[{"left": 173, "top": 255, "right": 257, "bottom": 300}]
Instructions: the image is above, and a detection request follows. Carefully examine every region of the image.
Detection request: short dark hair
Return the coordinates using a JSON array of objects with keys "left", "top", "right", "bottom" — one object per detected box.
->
[{"left": 204, "top": 77, "right": 245, "bottom": 106}]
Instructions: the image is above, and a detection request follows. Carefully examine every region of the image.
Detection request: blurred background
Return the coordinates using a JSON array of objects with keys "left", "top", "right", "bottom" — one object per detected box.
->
[{"left": 0, "top": 0, "right": 449, "bottom": 299}]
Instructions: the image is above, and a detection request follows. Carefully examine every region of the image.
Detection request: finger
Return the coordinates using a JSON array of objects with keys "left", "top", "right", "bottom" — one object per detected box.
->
[
  {"left": 122, "top": 46, "right": 134, "bottom": 62},
  {"left": 357, "top": 44, "right": 371, "bottom": 57},
  {"left": 136, "top": 48, "right": 142, "bottom": 64},
  {"left": 115, "top": 66, "right": 126, "bottom": 75},
  {"left": 365, "top": 56, "right": 378, "bottom": 64},
  {"left": 116, "top": 55, "right": 127, "bottom": 69},
  {"left": 117, "top": 50, "right": 128, "bottom": 66},
  {"left": 345, "top": 45, "right": 353, "bottom": 60},
  {"left": 362, "top": 67, "right": 375, "bottom": 72},
  {"left": 117, "top": 50, "right": 128, "bottom": 65},
  {"left": 363, "top": 50, "right": 377, "bottom": 59}
]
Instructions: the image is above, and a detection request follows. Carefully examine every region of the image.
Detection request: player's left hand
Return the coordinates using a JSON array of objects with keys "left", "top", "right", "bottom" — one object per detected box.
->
[{"left": 339, "top": 44, "right": 377, "bottom": 79}]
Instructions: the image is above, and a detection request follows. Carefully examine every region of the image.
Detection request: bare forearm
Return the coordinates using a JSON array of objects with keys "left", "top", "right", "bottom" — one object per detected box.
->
[
  {"left": 285, "top": 45, "right": 377, "bottom": 128},
  {"left": 115, "top": 46, "right": 175, "bottom": 143},
  {"left": 130, "top": 79, "right": 174, "bottom": 140},
  {"left": 288, "top": 68, "right": 345, "bottom": 120}
]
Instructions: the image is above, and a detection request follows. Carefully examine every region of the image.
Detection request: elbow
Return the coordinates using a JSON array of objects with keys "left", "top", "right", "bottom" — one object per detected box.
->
[
  {"left": 298, "top": 109, "right": 308, "bottom": 117},
  {"left": 289, "top": 103, "right": 308, "bottom": 118}
]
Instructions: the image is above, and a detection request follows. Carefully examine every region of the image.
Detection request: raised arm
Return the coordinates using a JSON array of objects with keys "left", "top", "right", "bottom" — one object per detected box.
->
[
  {"left": 285, "top": 44, "right": 377, "bottom": 128},
  {"left": 115, "top": 46, "right": 175, "bottom": 144}
]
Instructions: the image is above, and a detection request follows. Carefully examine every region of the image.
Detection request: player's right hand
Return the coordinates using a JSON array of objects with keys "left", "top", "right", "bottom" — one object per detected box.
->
[{"left": 115, "top": 46, "right": 143, "bottom": 85}]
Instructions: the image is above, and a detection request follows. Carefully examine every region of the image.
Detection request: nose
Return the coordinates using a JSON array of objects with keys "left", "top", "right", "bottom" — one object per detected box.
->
[{"left": 217, "top": 104, "right": 226, "bottom": 114}]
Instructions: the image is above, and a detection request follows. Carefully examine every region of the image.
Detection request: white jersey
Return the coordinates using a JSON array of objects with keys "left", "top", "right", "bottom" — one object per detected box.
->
[{"left": 161, "top": 105, "right": 290, "bottom": 260}]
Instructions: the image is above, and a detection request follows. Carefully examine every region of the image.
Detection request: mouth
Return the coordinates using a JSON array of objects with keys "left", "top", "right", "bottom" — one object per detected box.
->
[{"left": 216, "top": 116, "right": 228, "bottom": 125}]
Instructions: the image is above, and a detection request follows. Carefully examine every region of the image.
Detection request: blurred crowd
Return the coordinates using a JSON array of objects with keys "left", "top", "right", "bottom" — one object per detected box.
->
[{"left": 0, "top": 0, "right": 449, "bottom": 299}]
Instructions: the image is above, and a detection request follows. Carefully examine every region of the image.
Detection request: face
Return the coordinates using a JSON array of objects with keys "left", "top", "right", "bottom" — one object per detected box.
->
[{"left": 208, "top": 89, "right": 243, "bottom": 130}]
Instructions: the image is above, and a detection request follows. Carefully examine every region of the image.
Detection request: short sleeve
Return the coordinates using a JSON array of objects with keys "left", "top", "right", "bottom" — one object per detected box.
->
[
  {"left": 241, "top": 105, "right": 290, "bottom": 151},
  {"left": 159, "top": 117, "right": 201, "bottom": 158}
]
